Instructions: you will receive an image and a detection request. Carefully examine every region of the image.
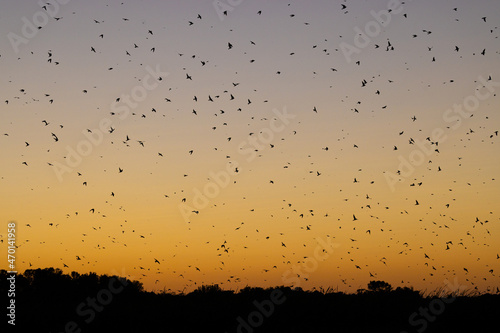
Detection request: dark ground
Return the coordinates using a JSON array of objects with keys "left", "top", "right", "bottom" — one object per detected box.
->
[{"left": 2, "top": 268, "right": 499, "bottom": 333}]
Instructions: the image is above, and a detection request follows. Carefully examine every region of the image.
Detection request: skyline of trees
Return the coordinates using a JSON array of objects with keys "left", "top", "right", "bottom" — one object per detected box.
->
[{"left": 2, "top": 268, "right": 499, "bottom": 332}]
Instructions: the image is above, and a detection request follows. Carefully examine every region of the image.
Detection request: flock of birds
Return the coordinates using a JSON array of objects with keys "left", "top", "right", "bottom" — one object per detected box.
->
[{"left": 1, "top": 1, "right": 499, "bottom": 294}]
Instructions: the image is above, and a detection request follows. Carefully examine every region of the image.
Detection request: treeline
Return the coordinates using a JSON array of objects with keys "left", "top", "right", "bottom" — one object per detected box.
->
[{"left": 2, "top": 268, "right": 499, "bottom": 332}]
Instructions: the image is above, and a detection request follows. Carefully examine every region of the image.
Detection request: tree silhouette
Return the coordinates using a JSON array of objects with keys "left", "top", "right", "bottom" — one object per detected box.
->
[
  {"left": 367, "top": 280, "right": 393, "bottom": 293},
  {"left": 2, "top": 268, "right": 498, "bottom": 333}
]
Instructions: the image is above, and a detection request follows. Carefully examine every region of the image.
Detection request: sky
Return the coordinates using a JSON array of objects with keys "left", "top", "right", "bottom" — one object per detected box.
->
[{"left": 0, "top": 0, "right": 499, "bottom": 294}]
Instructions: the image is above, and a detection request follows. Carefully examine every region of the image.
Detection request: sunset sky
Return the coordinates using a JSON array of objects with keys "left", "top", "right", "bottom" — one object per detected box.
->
[{"left": 1, "top": 0, "right": 499, "bottom": 294}]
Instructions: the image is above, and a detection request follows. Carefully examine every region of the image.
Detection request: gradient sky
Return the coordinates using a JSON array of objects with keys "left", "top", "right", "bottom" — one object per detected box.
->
[{"left": 1, "top": 0, "right": 499, "bottom": 294}]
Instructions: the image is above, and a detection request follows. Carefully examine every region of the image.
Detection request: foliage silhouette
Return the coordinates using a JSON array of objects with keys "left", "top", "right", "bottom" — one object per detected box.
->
[
  {"left": 2, "top": 268, "right": 499, "bottom": 333},
  {"left": 367, "top": 280, "right": 393, "bottom": 293}
]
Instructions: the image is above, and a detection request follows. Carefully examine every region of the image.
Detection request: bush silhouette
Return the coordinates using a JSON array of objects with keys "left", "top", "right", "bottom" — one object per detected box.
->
[
  {"left": 367, "top": 280, "right": 393, "bottom": 293},
  {"left": 3, "top": 268, "right": 499, "bottom": 333}
]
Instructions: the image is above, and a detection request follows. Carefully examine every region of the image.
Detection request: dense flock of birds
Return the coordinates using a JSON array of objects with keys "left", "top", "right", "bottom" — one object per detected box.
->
[{"left": 1, "top": 1, "right": 499, "bottom": 293}]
